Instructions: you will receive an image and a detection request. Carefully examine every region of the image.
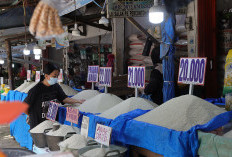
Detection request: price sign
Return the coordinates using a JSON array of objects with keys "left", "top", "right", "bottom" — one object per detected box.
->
[
  {"left": 46, "top": 102, "right": 59, "bottom": 121},
  {"left": 128, "top": 66, "right": 145, "bottom": 88},
  {"left": 35, "top": 71, "right": 40, "bottom": 82},
  {"left": 99, "top": 67, "right": 112, "bottom": 87},
  {"left": 66, "top": 107, "right": 79, "bottom": 124},
  {"left": 95, "top": 124, "right": 112, "bottom": 146},
  {"left": 0, "top": 77, "right": 3, "bottom": 85},
  {"left": 81, "top": 116, "right": 90, "bottom": 138},
  {"left": 87, "top": 66, "right": 99, "bottom": 83},
  {"left": 58, "top": 69, "right": 63, "bottom": 83},
  {"left": 178, "top": 58, "right": 207, "bottom": 85},
  {"left": 27, "top": 70, "right": 31, "bottom": 81}
]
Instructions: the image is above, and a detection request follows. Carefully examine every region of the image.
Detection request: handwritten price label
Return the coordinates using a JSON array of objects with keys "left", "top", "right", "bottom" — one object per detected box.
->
[
  {"left": 87, "top": 66, "right": 99, "bottom": 83},
  {"left": 99, "top": 67, "right": 112, "bottom": 87},
  {"left": 178, "top": 58, "right": 207, "bottom": 85},
  {"left": 66, "top": 107, "right": 79, "bottom": 124},
  {"left": 95, "top": 124, "right": 112, "bottom": 146},
  {"left": 46, "top": 102, "right": 59, "bottom": 121},
  {"left": 81, "top": 116, "right": 90, "bottom": 138},
  {"left": 27, "top": 70, "right": 31, "bottom": 81},
  {"left": 128, "top": 66, "right": 145, "bottom": 88},
  {"left": 35, "top": 71, "right": 40, "bottom": 82}
]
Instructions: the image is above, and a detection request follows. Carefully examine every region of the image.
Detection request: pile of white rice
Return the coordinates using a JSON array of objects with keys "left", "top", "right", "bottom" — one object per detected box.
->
[
  {"left": 21, "top": 82, "right": 39, "bottom": 93},
  {"left": 135, "top": 95, "right": 226, "bottom": 131},
  {"left": 59, "top": 83, "right": 78, "bottom": 96},
  {"left": 72, "top": 90, "right": 100, "bottom": 100},
  {"left": 59, "top": 134, "right": 88, "bottom": 150},
  {"left": 99, "top": 97, "right": 157, "bottom": 119},
  {"left": 46, "top": 124, "right": 80, "bottom": 136},
  {"left": 15, "top": 82, "right": 34, "bottom": 92},
  {"left": 30, "top": 120, "right": 55, "bottom": 133},
  {"left": 78, "top": 93, "right": 123, "bottom": 113},
  {"left": 223, "top": 130, "right": 232, "bottom": 138}
]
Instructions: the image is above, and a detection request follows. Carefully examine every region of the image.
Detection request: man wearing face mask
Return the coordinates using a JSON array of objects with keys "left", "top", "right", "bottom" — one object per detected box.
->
[{"left": 24, "top": 63, "right": 84, "bottom": 129}]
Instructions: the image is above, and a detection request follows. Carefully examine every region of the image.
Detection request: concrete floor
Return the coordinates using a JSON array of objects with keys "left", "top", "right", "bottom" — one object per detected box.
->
[{"left": 0, "top": 124, "right": 21, "bottom": 149}]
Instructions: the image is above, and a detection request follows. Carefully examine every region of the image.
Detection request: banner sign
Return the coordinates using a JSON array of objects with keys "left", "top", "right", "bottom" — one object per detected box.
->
[
  {"left": 95, "top": 124, "right": 112, "bottom": 146},
  {"left": 81, "top": 116, "right": 90, "bottom": 138},
  {"left": 27, "top": 70, "right": 31, "bottom": 81},
  {"left": 128, "top": 66, "right": 145, "bottom": 88},
  {"left": 108, "top": 0, "right": 153, "bottom": 18},
  {"left": 87, "top": 66, "right": 99, "bottom": 83},
  {"left": 35, "top": 71, "right": 40, "bottom": 82},
  {"left": 66, "top": 107, "right": 79, "bottom": 124},
  {"left": 46, "top": 102, "right": 59, "bottom": 121},
  {"left": 58, "top": 69, "right": 63, "bottom": 83},
  {"left": 99, "top": 67, "right": 112, "bottom": 87},
  {"left": 178, "top": 58, "right": 207, "bottom": 85}
]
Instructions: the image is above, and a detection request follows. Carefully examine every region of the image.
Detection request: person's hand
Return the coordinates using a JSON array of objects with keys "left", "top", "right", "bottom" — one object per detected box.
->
[{"left": 78, "top": 99, "right": 85, "bottom": 104}]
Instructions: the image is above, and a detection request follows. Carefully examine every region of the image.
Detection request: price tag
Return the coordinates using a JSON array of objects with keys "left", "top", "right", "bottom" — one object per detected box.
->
[
  {"left": 81, "top": 116, "right": 90, "bottom": 138},
  {"left": 58, "top": 69, "right": 63, "bottom": 83},
  {"left": 87, "top": 66, "right": 99, "bottom": 83},
  {"left": 178, "top": 58, "right": 207, "bottom": 85},
  {"left": 27, "top": 70, "right": 31, "bottom": 81},
  {"left": 128, "top": 66, "right": 145, "bottom": 88},
  {"left": 99, "top": 67, "right": 112, "bottom": 87},
  {"left": 35, "top": 71, "right": 40, "bottom": 82},
  {"left": 46, "top": 102, "right": 59, "bottom": 121},
  {"left": 95, "top": 124, "right": 112, "bottom": 146},
  {"left": 66, "top": 107, "right": 79, "bottom": 124}
]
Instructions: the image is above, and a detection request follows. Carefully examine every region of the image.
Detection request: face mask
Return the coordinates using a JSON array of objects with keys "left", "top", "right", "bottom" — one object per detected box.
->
[{"left": 47, "top": 77, "right": 58, "bottom": 85}]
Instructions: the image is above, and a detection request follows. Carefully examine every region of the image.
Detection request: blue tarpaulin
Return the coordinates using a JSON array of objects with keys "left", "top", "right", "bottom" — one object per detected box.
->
[{"left": 161, "top": 13, "right": 176, "bottom": 102}]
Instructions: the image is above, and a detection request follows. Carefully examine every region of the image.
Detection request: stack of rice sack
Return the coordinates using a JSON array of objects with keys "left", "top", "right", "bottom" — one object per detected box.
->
[{"left": 128, "top": 34, "right": 153, "bottom": 66}]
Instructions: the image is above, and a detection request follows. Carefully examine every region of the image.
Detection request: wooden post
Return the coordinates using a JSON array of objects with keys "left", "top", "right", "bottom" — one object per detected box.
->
[
  {"left": 112, "top": 18, "right": 125, "bottom": 76},
  {"left": 5, "top": 40, "right": 14, "bottom": 90}
]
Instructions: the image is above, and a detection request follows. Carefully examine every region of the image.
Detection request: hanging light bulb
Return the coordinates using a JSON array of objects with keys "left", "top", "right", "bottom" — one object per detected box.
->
[
  {"left": 72, "top": 23, "right": 81, "bottom": 36},
  {"left": 149, "top": 0, "right": 165, "bottom": 24},
  {"left": 12, "top": 64, "right": 15, "bottom": 68},
  {"left": 99, "top": 11, "right": 109, "bottom": 26},
  {"left": 23, "top": 44, "right": 30, "bottom": 55},
  {"left": 34, "top": 54, "right": 41, "bottom": 60},
  {"left": 0, "top": 59, "right": 4, "bottom": 64},
  {"left": 33, "top": 44, "right": 42, "bottom": 55}
]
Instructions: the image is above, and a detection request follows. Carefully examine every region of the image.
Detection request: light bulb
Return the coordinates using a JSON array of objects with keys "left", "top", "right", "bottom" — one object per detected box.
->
[
  {"left": 149, "top": 0, "right": 165, "bottom": 24},
  {"left": 33, "top": 45, "right": 42, "bottom": 55},
  {"left": 12, "top": 64, "right": 14, "bottom": 68},
  {"left": 72, "top": 23, "right": 81, "bottom": 36},
  {"left": 0, "top": 59, "right": 4, "bottom": 64},
  {"left": 23, "top": 44, "right": 30, "bottom": 55},
  {"left": 35, "top": 54, "right": 41, "bottom": 60}
]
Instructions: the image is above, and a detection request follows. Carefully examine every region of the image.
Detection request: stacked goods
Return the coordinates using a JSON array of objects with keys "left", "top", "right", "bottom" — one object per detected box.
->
[
  {"left": 47, "top": 125, "right": 80, "bottom": 136},
  {"left": 59, "top": 134, "right": 88, "bottom": 150},
  {"left": 135, "top": 95, "right": 226, "bottom": 131},
  {"left": 15, "top": 82, "right": 33, "bottom": 92},
  {"left": 21, "top": 82, "right": 39, "bottom": 93},
  {"left": 30, "top": 120, "right": 55, "bottom": 133},
  {"left": 72, "top": 90, "right": 100, "bottom": 100},
  {"left": 59, "top": 83, "right": 78, "bottom": 96},
  {"left": 128, "top": 34, "right": 154, "bottom": 66},
  {"left": 99, "top": 97, "right": 157, "bottom": 119},
  {"left": 78, "top": 93, "right": 123, "bottom": 113}
]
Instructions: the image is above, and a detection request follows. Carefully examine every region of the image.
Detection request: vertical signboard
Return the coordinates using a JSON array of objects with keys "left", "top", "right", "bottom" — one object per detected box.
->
[
  {"left": 128, "top": 66, "right": 146, "bottom": 88},
  {"left": 87, "top": 66, "right": 99, "bottom": 82},
  {"left": 66, "top": 107, "right": 79, "bottom": 124},
  {"left": 27, "top": 70, "right": 31, "bottom": 81},
  {"left": 35, "top": 71, "right": 41, "bottom": 82},
  {"left": 95, "top": 124, "right": 112, "bottom": 146},
  {"left": 99, "top": 67, "right": 112, "bottom": 87}
]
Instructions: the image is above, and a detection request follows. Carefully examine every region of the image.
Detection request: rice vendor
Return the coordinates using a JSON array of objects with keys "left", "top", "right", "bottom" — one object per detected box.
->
[
  {"left": 144, "top": 46, "right": 163, "bottom": 105},
  {"left": 24, "top": 63, "right": 84, "bottom": 129}
]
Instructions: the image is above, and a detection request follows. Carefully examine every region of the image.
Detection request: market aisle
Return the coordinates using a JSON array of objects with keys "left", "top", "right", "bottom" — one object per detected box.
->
[{"left": 0, "top": 124, "right": 21, "bottom": 148}]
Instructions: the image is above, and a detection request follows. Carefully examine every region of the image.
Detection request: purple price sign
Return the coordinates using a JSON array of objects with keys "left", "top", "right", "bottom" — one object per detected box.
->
[
  {"left": 87, "top": 66, "right": 99, "bottom": 83},
  {"left": 46, "top": 102, "right": 59, "bottom": 121},
  {"left": 128, "top": 66, "right": 145, "bottom": 88},
  {"left": 178, "top": 58, "right": 207, "bottom": 85},
  {"left": 66, "top": 107, "right": 79, "bottom": 124},
  {"left": 99, "top": 67, "right": 112, "bottom": 87},
  {"left": 95, "top": 124, "right": 112, "bottom": 146}
]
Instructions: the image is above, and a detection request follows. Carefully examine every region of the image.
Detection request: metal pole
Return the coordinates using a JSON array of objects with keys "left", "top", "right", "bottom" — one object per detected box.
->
[
  {"left": 189, "top": 84, "right": 194, "bottom": 95},
  {"left": 92, "top": 82, "right": 94, "bottom": 90},
  {"left": 135, "top": 87, "right": 138, "bottom": 97}
]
